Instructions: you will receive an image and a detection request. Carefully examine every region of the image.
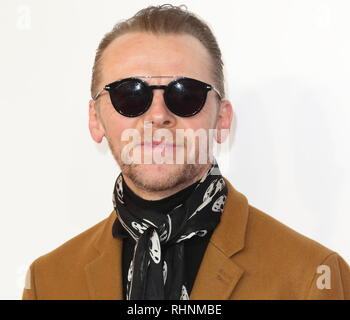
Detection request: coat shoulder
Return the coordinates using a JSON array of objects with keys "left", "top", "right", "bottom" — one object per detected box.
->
[
  {"left": 32, "top": 211, "right": 115, "bottom": 270},
  {"left": 232, "top": 205, "right": 350, "bottom": 299},
  {"left": 246, "top": 205, "right": 334, "bottom": 262},
  {"left": 22, "top": 211, "right": 117, "bottom": 299}
]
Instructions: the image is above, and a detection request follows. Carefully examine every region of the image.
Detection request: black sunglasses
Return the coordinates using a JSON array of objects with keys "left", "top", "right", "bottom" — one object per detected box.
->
[{"left": 92, "top": 76, "right": 222, "bottom": 117}]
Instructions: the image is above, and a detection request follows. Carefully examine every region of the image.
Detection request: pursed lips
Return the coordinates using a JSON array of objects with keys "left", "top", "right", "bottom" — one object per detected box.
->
[{"left": 139, "top": 141, "right": 182, "bottom": 149}]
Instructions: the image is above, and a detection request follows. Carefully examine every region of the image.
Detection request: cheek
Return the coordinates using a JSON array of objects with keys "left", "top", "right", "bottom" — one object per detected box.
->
[
  {"left": 178, "top": 106, "right": 217, "bottom": 149},
  {"left": 103, "top": 110, "right": 138, "bottom": 148},
  {"left": 183, "top": 108, "right": 216, "bottom": 131},
  {"left": 178, "top": 118, "right": 211, "bottom": 149},
  {"left": 199, "top": 99, "right": 218, "bottom": 127}
]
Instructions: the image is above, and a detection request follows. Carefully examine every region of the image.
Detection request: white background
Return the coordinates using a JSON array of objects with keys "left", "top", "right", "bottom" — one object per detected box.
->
[{"left": 0, "top": 0, "right": 349, "bottom": 299}]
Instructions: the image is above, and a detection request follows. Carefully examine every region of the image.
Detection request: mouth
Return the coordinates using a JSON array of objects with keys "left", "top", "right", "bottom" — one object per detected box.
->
[{"left": 140, "top": 141, "right": 181, "bottom": 149}]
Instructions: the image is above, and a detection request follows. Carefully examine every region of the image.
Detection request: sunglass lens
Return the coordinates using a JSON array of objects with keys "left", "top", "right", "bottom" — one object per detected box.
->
[
  {"left": 166, "top": 78, "right": 207, "bottom": 117},
  {"left": 109, "top": 79, "right": 150, "bottom": 117}
]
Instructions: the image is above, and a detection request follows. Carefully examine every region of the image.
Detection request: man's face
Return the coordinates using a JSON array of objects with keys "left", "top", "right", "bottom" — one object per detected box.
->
[{"left": 89, "top": 32, "right": 232, "bottom": 195}]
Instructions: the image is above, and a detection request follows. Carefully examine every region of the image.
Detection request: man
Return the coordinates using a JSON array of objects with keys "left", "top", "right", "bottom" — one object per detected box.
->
[{"left": 22, "top": 4, "right": 349, "bottom": 300}]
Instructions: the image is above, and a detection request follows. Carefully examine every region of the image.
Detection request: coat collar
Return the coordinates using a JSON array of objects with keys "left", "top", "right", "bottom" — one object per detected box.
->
[{"left": 85, "top": 178, "right": 249, "bottom": 300}]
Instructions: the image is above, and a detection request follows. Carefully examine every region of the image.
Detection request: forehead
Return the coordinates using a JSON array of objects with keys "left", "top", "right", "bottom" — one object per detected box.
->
[{"left": 100, "top": 32, "right": 213, "bottom": 84}]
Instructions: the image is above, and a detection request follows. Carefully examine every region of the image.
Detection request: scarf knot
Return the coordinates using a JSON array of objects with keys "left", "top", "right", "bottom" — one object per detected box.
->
[{"left": 112, "top": 161, "right": 228, "bottom": 300}]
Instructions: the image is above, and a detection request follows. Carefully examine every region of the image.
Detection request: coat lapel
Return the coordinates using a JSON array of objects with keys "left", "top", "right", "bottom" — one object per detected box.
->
[
  {"left": 190, "top": 179, "right": 249, "bottom": 299},
  {"left": 85, "top": 178, "right": 249, "bottom": 300},
  {"left": 85, "top": 211, "right": 124, "bottom": 299}
]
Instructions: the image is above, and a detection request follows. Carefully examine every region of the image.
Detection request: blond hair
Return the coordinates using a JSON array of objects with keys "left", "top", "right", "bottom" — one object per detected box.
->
[{"left": 90, "top": 4, "right": 225, "bottom": 100}]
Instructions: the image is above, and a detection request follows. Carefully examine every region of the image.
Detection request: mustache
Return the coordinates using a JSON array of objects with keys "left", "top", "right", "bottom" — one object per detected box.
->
[
  {"left": 122, "top": 131, "right": 189, "bottom": 148},
  {"left": 119, "top": 128, "right": 212, "bottom": 150}
]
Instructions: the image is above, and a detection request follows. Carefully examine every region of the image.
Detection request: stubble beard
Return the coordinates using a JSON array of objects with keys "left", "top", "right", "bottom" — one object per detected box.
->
[{"left": 107, "top": 138, "right": 208, "bottom": 193}]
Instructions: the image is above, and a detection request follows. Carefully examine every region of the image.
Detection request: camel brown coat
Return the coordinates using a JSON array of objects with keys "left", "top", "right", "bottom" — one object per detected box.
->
[{"left": 22, "top": 179, "right": 350, "bottom": 300}]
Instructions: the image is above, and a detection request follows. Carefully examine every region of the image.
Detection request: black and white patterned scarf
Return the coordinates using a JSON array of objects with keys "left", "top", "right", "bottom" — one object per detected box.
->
[{"left": 112, "top": 161, "right": 227, "bottom": 300}]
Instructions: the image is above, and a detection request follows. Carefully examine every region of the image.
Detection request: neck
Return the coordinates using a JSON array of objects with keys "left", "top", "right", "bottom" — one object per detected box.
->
[{"left": 122, "top": 163, "right": 211, "bottom": 201}]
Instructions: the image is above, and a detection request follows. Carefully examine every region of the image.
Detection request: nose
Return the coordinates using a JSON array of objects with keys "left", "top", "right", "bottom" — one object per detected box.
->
[{"left": 142, "top": 89, "right": 176, "bottom": 128}]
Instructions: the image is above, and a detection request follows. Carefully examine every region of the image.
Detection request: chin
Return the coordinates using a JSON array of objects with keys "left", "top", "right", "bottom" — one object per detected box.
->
[
  {"left": 121, "top": 163, "right": 200, "bottom": 192},
  {"left": 135, "top": 163, "right": 184, "bottom": 184}
]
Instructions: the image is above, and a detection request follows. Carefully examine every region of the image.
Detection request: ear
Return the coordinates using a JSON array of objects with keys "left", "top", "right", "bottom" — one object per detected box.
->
[
  {"left": 215, "top": 99, "right": 233, "bottom": 144},
  {"left": 88, "top": 99, "right": 105, "bottom": 143}
]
